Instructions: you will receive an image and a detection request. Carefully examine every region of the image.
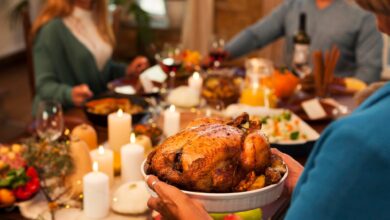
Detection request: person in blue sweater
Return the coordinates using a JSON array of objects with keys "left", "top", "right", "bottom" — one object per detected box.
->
[
  {"left": 144, "top": 0, "right": 390, "bottom": 218},
  {"left": 225, "top": 0, "right": 383, "bottom": 84}
]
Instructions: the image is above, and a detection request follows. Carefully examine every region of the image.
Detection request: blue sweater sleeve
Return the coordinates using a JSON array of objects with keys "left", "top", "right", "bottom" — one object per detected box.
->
[
  {"left": 285, "top": 122, "right": 390, "bottom": 219},
  {"left": 354, "top": 14, "right": 383, "bottom": 84},
  {"left": 224, "top": 1, "right": 288, "bottom": 59}
]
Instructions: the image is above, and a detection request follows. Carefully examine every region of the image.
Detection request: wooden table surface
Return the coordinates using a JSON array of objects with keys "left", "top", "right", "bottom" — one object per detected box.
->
[{"left": 2, "top": 94, "right": 357, "bottom": 220}]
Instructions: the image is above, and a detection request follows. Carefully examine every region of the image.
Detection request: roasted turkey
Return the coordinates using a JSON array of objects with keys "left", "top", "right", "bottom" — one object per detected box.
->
[{"left": 145, "top": 113, "right": 284, "bottom": 192}]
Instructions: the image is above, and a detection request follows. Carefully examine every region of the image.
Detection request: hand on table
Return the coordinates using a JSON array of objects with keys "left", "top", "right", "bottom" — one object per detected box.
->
[
  {"left": 127, "top": 56, "right": 150, "bottom": 76},
  {"left": 271, "top": 148, "right": 304, "bottom": 195},
  {"left": 354, "top": 81, "right": 386, "bottom": 105},
  {"left": 71, "top": 84, "right": 93, "bottom": 106},
  {"left": 146, "top": 175, "right": 212, "bottom": 220}
]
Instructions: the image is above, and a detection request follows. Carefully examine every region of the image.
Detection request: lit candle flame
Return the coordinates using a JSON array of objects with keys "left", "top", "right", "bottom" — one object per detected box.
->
[
  {"left": 117, "top": 109, "right": 123, "bottom": 117},
  {"left": 169, "top": 105, "right": 176, "bottom": 112},
  {"left": 130, "top": 133, "right": 136, "bottom": 143},
  {"left": 192, "top": 72, "right": 200, "bottom": 80},
  {"left": 206, "top": 109, "right": 212, "bottom": 117},
  {"left": 98, "top": 146, "right": 105, "bottom": 155},
  {"left": 93, "top": 161, "right": 99, "bottom": 172},
  {"left": 252, "top": 81, "right": 260, "bottom": 90}
]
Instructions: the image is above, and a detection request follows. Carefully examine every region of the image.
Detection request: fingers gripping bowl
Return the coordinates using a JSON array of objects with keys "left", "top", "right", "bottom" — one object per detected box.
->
[{"left": 142, "top": 113, "right": 288, "bottom": 212}]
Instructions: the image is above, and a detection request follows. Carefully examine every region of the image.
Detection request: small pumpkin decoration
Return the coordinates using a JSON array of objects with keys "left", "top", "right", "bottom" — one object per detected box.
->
[
  {"left": 71, "top": 124, "right": 98, "bottom": 150},
  {"left": 65, "top": 137, "right": 92, "bottom": 197},
  {"left": 262, "top": 68, "right": 299, "bottom": 98}
]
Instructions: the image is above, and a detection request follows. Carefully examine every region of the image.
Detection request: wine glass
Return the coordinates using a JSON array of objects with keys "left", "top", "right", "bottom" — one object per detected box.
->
[
  {"left": 155, "top": 44, "right": 183, "bottom": 90},
  {"left": 199, "top": 98, "right": 225, "bottom": 118},
  {"left": 209, "top": 38, "right": 228, "bottom": 68},
  {"left": 245, "top": 58, "right": 274, "bottom": 80},
  {"left": 35, "top": 101, "right": 64, "bottom": 141}
]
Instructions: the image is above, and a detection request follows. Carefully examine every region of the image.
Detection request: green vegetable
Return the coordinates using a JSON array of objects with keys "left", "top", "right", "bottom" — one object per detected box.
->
[
  {"left": 282, "top": 111, "right": 292, "bottom": 121},
  {"left": 0, "top": 168, "right": 29, "bottom": 188},
  {"left": 290, "top": 131, "right": 300, "bottom": 140},
  {"left": 128, "top": 183, "right": 137, "bottom": 190},
  {"left": 210, "top": 209, "right": 262, "bottom": 220},
  {"left": 261, "top": 116, "right": 270, "bottom": 124},
  {"left": 0, "top": 176, "right": 14, "bottom": 187}
]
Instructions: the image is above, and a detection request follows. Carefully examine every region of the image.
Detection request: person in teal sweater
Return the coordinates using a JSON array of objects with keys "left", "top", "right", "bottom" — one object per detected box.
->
[
  {"left": 31, "top": 0, "right": 149, "bottom": 113},
  {"left": 144, "top": 0, "right": 390, "bottom": 219}
]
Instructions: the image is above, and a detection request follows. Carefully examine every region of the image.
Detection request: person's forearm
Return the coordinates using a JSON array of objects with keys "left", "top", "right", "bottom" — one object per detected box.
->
[
  {"left": 225, "top": 30, "right": 262, "bottom": 59},
  {"left": 354, "top": 66, "right": 382, "bottom": 84},
  {"left": 224, "top": 2, "right": 287, "bottom": 59},
  {"left": 354, "top": 14, "right": 383, "bottom": 84},
  {"left": 36, "top": 81, "right": 73, "bottom": 106}
]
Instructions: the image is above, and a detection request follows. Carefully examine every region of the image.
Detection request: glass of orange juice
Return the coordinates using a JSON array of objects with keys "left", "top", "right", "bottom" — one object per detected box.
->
[
  {"left": 240, "top": 80, "right": 277, "bottom": 107},
  {"left": 241, "top": 59, "right": 277, "bottom": 107}
]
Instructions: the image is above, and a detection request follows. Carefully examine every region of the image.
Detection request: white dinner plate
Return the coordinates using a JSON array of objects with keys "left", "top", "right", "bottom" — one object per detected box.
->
[{"left": 224, "top": 104, "right": 320, "bottom": 145}]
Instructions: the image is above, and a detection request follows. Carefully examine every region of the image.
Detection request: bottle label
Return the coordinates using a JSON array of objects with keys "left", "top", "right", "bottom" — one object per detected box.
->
[{"left": 293, "top": 44, "right": 309, "bottom": 65}]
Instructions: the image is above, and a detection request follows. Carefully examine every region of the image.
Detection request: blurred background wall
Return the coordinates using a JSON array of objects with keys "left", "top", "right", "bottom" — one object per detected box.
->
[
  {"left": 0, "top": 0, "right": 286, "bottom": 67},
  {"left": 215, "top": 0, "right": 284, "bottom": 66},
  {"left": 0, "top": 1, "right": 25, "bottom": 59},
  {"left": 0, "top": 0, "right": 43, "bottom": 60}
]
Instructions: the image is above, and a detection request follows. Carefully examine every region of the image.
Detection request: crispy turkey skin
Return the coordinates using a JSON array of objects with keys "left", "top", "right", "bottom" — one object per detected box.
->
[{"left": 145, "top": 113, "right": 271, "bottom": 192}]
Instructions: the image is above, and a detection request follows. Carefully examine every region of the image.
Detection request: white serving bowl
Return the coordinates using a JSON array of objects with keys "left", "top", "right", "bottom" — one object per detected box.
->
[{"left": 141, "top": 160, "right": 288, "bottom": 213}]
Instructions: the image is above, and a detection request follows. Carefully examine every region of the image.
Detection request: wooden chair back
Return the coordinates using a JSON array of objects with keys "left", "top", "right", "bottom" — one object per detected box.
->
[{"left": 21, "top": 8, "right": 35, "bottom": 98}]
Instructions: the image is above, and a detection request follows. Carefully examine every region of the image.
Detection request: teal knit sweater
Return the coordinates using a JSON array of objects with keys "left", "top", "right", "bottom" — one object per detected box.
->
[{"left": 286, "top": 82, "right": 390, "bottom": 219}]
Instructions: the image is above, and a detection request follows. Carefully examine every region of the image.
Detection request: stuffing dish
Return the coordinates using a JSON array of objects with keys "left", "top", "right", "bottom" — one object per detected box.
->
[
  {"left": 145, "top": 113, "right": 286, "bottom": 193},
  {"left": 201, "top": 74, "right": 241, "bottom": 106},
  {"left": 85, "top": 98, "right": 144, "bottom": 115}
]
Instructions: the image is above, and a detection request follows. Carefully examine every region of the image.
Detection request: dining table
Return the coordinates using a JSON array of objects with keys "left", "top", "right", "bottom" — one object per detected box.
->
[{"left": 1, "top": 90, "right": 358, "bottom": 220}]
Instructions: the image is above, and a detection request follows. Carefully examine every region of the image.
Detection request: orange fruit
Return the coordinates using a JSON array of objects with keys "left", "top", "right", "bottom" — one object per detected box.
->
[{"left": 0, "top": 189, "right": 16, "bottom": 206}]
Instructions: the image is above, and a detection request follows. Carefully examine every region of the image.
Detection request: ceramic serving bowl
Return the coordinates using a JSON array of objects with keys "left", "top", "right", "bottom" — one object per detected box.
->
[{"left": 141, "top": 160, "right": 288, "bottom": 213}]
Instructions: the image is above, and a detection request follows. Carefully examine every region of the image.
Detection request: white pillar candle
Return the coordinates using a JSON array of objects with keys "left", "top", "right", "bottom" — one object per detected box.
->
[
  {"left": 83, "top": 162, "right": 109, "bottom": 219},
  {"left": 108, "top": 109, "right": 131, "bottom": 172},
  {"left": 90, "top": 146, "right": 114, "bottom": 185},
  {"left": 188, "top": 72, "right": 203, "bottom": 94},
  {"left": 164, "top": 105, "right": 180, "bottom": 137},
  {"left": 121, "top": 133, "right": 145, "bottom": 182}
]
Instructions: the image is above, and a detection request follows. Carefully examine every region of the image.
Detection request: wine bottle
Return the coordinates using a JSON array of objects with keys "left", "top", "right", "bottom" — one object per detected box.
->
[{"left": 292, "top": 13, "right": 311, "bottom": 77}]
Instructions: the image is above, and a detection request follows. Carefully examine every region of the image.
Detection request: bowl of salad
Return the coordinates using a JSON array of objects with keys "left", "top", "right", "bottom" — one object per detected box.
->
[{"left": 0, "top": 144, "right": 40, "bottom": 208}]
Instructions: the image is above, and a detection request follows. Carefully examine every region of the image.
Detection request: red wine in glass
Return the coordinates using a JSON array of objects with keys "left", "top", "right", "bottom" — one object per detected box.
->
[
  {"left": 209, "top": 50, "right": 227, "bottom": 62},
  {"left": 209, "top": 50, "right": 227, "bottom": 68},
  {"left": 160, "top": 58, "right": 182, "bottom": 74},
  {"left": 159, "top": 57, "right": 182, "bottom": 89}
]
